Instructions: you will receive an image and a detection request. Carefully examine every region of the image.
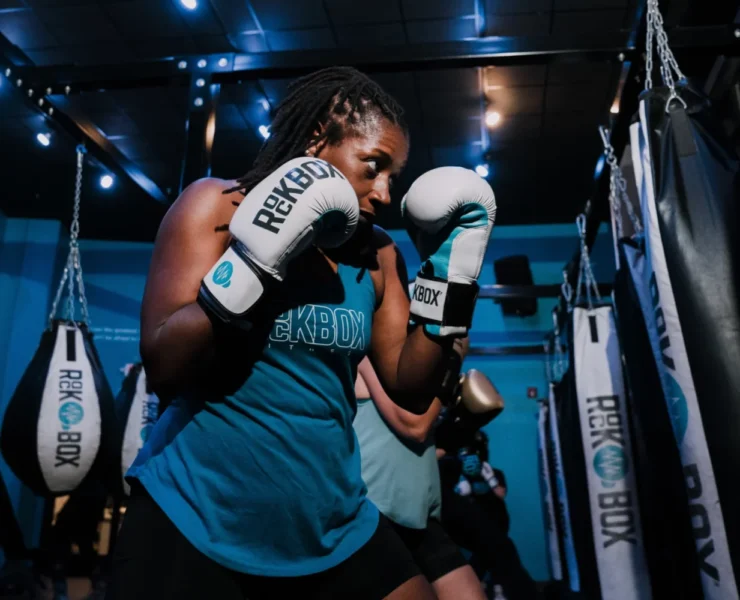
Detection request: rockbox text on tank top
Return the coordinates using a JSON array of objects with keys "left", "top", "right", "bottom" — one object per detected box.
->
[{"left": 268, "top": 304, "right": 366, "bottom": 354}]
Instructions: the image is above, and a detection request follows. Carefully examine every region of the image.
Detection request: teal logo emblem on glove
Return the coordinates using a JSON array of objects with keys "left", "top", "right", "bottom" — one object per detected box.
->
[
  {"left": 593, "top": 445, "right": 627, "bottom": 486},
  {"left": 213, "top": 261, "right": 233, "bottom": 288},
  {"left": 59, "top": 402, "right": 84, "bottom": 430},
  {"left": 665, "top": 374, "right": 688, "bottom": 445}
]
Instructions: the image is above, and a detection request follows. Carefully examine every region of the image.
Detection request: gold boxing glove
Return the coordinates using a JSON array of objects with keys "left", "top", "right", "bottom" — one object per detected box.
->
[{"left": 448, "top": 369, "right": 504, "bottom": 430}]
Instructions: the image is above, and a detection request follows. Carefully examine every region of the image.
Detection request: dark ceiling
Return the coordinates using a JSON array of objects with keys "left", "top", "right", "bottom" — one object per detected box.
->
[{"left": 0, "top": 0, "right": 738, "bottom": 241}]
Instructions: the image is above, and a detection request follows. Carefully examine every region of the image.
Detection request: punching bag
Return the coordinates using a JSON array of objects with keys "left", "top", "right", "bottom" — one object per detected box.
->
[
  {"left": 1, "top": 321, "right": 117, "bottom": 497},
  {"left": 570, "top": 304, "right": 651, "bottom": 599},
  {"left": 537, "top": 400, "right": 563, "bottom": 583},
  {"left": 116, "top": 363, "right": 159, "bottom": 495},
  {"left": 0, "top": 145, "right": 117, "bottom": 497},
  {"left": 613, "top": 236, "right": 702, "bottom": 599},
  {"left": 547, "top": 380, "right": 581, "bottom": 594},
  {"left": 633, "top": 79, "right": 740, "bottom": 598}
]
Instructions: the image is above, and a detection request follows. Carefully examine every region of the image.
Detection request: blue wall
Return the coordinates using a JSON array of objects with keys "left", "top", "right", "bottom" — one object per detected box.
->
[
  {"left": 79, "top": 241, "right": 153, "bottom": 394},
  {"left": 0, "top": 217, "right": 616, "bottom": 581}
]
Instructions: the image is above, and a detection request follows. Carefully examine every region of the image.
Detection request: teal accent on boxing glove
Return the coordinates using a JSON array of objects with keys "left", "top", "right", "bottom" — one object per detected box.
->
[{"left": 402, "top": 167, "right": 496, "bottom": 337}]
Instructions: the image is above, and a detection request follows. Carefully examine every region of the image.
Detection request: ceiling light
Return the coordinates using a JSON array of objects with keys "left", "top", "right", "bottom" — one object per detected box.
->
[
  {"left": 258, "top": 125, "right": 270, "bottom": 140},
  {"left": 36, "top": 133, "right": 51, "bottom": 147},
  {"left": 475, "top": 164, "right": 489, "bottom": 178},
  {"left": 181, "top": 0, "right": 197, "bottom": 10},
  {"left": 485, "top": 111, "right": 502, "bottom": 128},
  {"left": 218, "top": 57, "right": 228, "bottom": 68},
  {"left": 100, "top": 174, "right": 114, "bottom": 189},
  {"left": 196, "top": 78, "right": 205, "bottom": 87}
]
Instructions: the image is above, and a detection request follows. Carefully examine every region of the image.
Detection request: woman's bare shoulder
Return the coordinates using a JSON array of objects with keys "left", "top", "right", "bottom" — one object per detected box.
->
[{"left": 165, "top": 178, "right": 243, "bottom": 226}]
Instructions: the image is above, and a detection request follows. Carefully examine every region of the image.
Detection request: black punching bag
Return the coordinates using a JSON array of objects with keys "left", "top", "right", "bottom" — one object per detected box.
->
[
  {"left": 537, "top": 399, "right": 562, "bottom": 584},
  {"left": 613, "top": 236, "right": 702, "bottom": 599},
  {"left": 115, "top": 363, "right": 159, "bottom": 495},
  {"left": 0, "top": 145, "right": 117, "bottom": 497},
  {"left": 633, "top": 80, "right": 740, "bottom": 598},
  {"left": 1, "top": 321, "right": 117, "bottom": 496}
]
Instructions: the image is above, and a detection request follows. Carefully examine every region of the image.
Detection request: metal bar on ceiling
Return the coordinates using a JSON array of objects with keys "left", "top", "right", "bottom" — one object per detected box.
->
[
  {"left": 468, "top": 345, "right": 549, "bottom": 356},
  {"left": 0, "top": 35, "right": 170, "bottom": 206},
  {"left": 180, "top": 75, "right": 221, "bottom": 193},
  {"left": 14, "top": 25, "right": 740, "bottom": 93},
  {"left": 55, "top": 110, "right": 170, "bottom": 204}
]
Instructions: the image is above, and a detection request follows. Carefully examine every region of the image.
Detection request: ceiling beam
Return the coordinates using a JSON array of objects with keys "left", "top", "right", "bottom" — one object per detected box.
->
[
  {"left": 14, "top": 25, "right": 740, "bottom": 94},
  {"left": 0, "top": 34, "right": 169, "bottom": 205}
]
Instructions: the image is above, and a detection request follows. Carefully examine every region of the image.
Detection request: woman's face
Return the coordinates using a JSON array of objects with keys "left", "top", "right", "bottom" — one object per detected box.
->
[{"left": 315, "top": 117, "right": 409, "bottom": 226}]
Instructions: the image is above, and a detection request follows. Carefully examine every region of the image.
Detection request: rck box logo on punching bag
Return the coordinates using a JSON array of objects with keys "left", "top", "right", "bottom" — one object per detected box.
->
[
  {"left": 35, "top": 325, "right": 102, "bottom": 493},
  {"left": 649, "top": 272, "right": 720, "bottom": 583},
  {"left": 573, "top": 307, "right": 650, "bottom": 599},
  {"left": 587, "top": 395, "right": 638, "bottom": 549},
  {"left": 253, "top": 161, "right": 346, "bottom": 234},
  {"left": 55, "top": 329, "right": 86, "bottom": 469},
  {"left": 56, "top": 365, "right": 85, "bottom": 468}
]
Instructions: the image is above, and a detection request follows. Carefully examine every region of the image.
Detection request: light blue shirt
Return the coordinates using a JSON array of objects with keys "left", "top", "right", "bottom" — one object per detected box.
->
[{"left": 354, "top": 396, "right": 441, "bottom": 529}]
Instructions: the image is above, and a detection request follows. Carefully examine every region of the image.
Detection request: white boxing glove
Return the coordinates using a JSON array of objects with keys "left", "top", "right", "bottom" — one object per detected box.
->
[
  {"left": 402, "top": 167, "right": 496, "bottom": 337},
  {"left": 199, "top": 157, "right": 359, "bottom": 323}
]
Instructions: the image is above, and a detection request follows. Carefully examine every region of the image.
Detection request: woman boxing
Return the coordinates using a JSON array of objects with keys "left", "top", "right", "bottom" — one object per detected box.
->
[
  {"left": 109, "top": 66, "right": 495, "bottom": 600},
  {"left": 354, "top": 335, "right": 503, "bottom": 600}
]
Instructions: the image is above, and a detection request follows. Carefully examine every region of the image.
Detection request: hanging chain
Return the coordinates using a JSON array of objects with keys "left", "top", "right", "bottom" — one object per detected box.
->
[
  {"left": 574, "top": 214, "right": 602, "bottom": 310},
  {"left": 645, "top": 1, "right": 655, "bottom": 90},
  {"left": 600, "top": 127, "right": 642, "bottom": 235},
  {"left": 548, "top": 308, "right": 567, "bottom": 382},
  {"left": 561, "top": 269, "right": 573, "bottom": 313},
  {"left": 645, "top": 0, "right": 687, "bottom": 110},
  {"left": 544, "top": 336, "right": 554, "bottom": 383},
  {"left": 48, "top": 144, "right": 90, "bottom": 328}
]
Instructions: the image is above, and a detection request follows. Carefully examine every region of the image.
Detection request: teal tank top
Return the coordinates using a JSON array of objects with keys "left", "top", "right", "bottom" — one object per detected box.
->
[
  {"left": 353, "top": 397, "right": 441, "bottom": 529},
  {"left": 127, "top": 257, "right": 378, "bottom": 576}
]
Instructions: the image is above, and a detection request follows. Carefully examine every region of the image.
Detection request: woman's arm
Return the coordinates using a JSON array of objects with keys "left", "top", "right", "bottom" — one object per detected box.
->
[
  {"left": 367, "top": 230, "right": 456, "bottom": 414},
  {"left": 139, "top": 179, "right": 236, "bottom": 395},
  {"left": 357, "top": 357, "right": 442, "bottom": 444}
]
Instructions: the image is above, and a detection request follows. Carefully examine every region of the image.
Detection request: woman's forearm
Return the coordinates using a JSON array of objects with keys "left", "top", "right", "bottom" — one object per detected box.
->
[
  {"left": 141, "top": 302, "right": 215, "bottom": 394},
  {"left": 394, "top": 327, "right": 450, "bottom": 414}
]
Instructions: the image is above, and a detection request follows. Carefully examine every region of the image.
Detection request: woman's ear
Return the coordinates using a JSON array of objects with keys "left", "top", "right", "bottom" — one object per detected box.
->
[{"left": 305, "top": 122, "right": 325, "bottom": 157}]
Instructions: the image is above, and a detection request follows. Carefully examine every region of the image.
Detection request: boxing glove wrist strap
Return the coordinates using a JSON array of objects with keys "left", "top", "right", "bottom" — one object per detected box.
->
[
  {"left": 409, "top": 275, "right": 479, "bottom": 330},
  {"left": 197, "top": 241, "right": 267, "bottom": 327}
]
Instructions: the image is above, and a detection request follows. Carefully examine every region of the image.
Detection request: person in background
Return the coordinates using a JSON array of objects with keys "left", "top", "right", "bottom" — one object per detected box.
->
[
  {"left": 457, "top": 431, "right": 510, "bottom": 535},
  {"left": 354, "top": 336, "right": 500, "bottom": 599},
  {"left": 437, "top": 397, "right": 538, "bottom": 600}
]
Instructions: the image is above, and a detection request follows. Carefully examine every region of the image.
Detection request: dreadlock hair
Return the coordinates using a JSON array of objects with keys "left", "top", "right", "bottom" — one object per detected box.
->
[{"left": 227, "top": 66, "right": 407, "bottom": 196}]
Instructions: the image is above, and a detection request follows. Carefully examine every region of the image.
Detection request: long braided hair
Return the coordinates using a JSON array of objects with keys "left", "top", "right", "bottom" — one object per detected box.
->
[{"left": 226, "top": 66, "right": 407, "bottom": 196}]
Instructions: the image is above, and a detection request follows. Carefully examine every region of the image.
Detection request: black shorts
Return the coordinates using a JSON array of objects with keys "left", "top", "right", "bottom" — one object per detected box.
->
[
  {"left": 389, "top": 517, "right": 469, "bottom": 583},
  {"left": 108, "top": 484, "right": 421, "bottom": 600}
]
